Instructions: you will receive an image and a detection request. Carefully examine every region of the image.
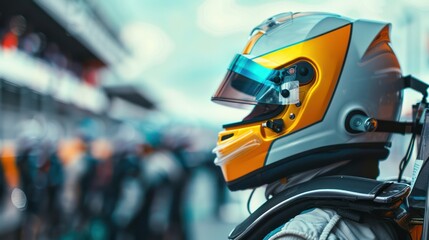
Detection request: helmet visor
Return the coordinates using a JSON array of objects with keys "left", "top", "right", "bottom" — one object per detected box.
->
[{"left": 212, "top": 54, "right": 299, "bottom": 109}]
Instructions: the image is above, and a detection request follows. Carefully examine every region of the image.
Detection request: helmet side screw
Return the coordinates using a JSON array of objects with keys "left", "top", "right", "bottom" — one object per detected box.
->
[
  {"left": 281, "top": 89, "right": 290, "bottom": 98},
  {"left": 348, "top": 114, "right": 378, "bottom": 133},
  {"left": 289, "top": 113, "right": 295, "bottom": 120},
  {"left": 364, "top": 118, "right": 378, "bottom": 132},
  {"left": 295, "top": 102, "right": 301, "bottom": 107}
]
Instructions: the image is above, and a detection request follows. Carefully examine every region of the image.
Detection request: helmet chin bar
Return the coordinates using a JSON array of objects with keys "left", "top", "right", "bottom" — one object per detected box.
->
[{"left": 346, "top": 75, "right": 428, "bottom": 135}]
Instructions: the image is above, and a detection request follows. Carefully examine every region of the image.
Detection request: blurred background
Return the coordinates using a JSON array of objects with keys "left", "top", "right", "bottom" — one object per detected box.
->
[{"left": 0, "top": 0, "right": 428, "bottom": 239}]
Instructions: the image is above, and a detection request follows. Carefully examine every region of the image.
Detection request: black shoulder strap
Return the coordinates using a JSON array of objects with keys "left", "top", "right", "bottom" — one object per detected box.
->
[{"left": 229, "top": 176, "right": 410, "bottom": 240}]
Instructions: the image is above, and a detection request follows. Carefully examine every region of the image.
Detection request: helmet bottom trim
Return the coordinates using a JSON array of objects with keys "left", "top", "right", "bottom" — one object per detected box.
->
[{"left": 226, "top": 142, "right": 390, "bottom": 191}]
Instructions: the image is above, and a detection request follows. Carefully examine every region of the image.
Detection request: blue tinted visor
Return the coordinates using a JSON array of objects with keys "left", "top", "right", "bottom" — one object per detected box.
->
[{"left": 212, "top": 54, "right": 299, "bottom": 109}]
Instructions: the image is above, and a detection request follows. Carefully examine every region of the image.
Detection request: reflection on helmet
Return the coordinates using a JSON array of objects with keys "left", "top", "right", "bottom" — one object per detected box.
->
[{"left": 212, "top": 12, "right": 403, "bottom": 191}]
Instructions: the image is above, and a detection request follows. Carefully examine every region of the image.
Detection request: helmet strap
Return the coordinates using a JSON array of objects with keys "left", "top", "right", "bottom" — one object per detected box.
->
[
  {"left": 344, "top": 75, "right": 429, "bottom": 182},
  {"left": 397, "top": 99, "right": 427, "bottom": 182},
  {"left": 247, "top": 188, "right": 257, "bottom": 214}
]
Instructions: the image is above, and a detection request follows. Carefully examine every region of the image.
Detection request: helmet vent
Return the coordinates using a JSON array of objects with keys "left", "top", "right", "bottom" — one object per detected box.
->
[{"left": 221, "top": 133, "right": 234, "bottom": 141}]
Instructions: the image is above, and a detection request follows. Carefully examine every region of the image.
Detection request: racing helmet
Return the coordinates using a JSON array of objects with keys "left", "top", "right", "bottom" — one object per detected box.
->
[{"left": 212, "top": 12, "right": 403, "bottom": 191}]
